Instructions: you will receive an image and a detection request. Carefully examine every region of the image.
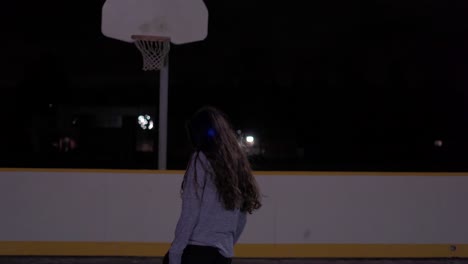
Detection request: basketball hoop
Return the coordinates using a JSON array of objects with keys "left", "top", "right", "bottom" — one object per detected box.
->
[
  {"left": 131, "top": 35, "right": 170, "bottom": 71},
  {"left": 102, "top": 0, "right": 208, "bottom": 170}
]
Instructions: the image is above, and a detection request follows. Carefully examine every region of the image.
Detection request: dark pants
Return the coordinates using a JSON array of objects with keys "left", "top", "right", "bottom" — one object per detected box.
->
[{"left": 181, "top": 245, "right": 231, "bottom": 264}]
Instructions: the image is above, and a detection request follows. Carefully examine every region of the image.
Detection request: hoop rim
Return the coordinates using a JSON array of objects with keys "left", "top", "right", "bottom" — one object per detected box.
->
[{"left": 131, "top": 35, "right": 171, "bottom": 42}]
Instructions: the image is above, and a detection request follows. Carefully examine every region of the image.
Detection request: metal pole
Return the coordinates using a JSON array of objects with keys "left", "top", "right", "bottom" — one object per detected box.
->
[{"left": 158, "top": 57, "right": 169, "bottom": 170}]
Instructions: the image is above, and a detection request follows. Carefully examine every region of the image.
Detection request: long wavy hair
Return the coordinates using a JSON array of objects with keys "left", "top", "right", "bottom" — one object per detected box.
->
[{"left": 184, "top": 106, "right": 261, "bottom": 214}]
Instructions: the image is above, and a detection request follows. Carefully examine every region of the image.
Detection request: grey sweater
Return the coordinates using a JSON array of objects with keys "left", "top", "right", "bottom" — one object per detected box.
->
[{"left": 168, "top": 152, "right": 247, "bottom": 264}]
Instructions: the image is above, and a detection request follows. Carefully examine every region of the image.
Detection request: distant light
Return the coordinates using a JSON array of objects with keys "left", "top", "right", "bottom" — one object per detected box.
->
[
  {"left": 138, "top": 114, "right": 153, "bottom": 130},
  {"left": 434, "top": 140, "right": 443, "bottom": 147},
  {"left": 246, "top": 136, "right": 254, "bottom": 144}
]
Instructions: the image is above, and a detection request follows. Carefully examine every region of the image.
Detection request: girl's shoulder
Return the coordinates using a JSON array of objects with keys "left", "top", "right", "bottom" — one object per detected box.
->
[
  {"left": 189, "top": 151, "right": 214, "bottom": 177},
  {"left": 191, "top": 151, "right": 210, "bottom": 167}
]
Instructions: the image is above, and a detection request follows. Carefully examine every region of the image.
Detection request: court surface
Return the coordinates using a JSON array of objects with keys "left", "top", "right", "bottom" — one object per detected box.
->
[{"left": 1, "top": 257, "right": 467, "bottom": 264}]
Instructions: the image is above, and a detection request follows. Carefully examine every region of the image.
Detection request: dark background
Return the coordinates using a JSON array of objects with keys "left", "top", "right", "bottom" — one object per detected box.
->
[{"left": 1, "top": 0, "right": 467, "bottom": 171}]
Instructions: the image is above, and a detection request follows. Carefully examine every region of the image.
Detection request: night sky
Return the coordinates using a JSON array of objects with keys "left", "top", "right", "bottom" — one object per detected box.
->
[{"left": 1, "top": 0, "right": 468, "bottom": 171}]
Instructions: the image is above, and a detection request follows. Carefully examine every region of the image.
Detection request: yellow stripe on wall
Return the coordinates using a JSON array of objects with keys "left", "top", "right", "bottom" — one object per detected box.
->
[
  {"left": 0, "top": 242, "right": 467, "bottom": 258},
  {"left": 0, "top": 242, "right": 169, "bottom": 257},
  {"left": 235, "top": 244, "right": 465, "bottom": 258},
  {"left": 0, "top": 168, "right": 467, "bottom": 176}
]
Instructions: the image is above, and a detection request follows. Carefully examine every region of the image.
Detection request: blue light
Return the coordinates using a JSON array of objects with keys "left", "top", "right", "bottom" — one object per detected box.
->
[{"left": 208, "top": 128, "right": 215, "bottom": 137}]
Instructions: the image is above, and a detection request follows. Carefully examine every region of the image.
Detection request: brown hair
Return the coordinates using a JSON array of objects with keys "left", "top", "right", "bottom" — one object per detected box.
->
[{"left": 185, "top": 106, "right": 261, "bottom": 214}]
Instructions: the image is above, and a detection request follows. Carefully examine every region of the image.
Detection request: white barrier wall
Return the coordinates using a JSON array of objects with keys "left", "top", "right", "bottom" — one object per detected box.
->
[{"left": 1, "top": 169, "right": 468, "bottom": 257}]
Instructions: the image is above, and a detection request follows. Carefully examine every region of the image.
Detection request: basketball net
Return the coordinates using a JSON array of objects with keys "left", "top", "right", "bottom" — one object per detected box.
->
[{"left": 132, "top": 35, "right": 170, "bottom": 71}]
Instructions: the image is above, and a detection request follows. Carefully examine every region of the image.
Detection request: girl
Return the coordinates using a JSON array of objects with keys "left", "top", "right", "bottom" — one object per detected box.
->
[{"left": 167, "top": 106, "right": 262, "bottom": 264}]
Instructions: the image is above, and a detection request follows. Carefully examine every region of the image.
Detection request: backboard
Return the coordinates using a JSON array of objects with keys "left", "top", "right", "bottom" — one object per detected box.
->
[{"left": 101, "top": 0, "right": 208, "bottom": 45}]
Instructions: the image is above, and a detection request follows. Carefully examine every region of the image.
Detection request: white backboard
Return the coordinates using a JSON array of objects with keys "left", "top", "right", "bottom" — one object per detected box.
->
[{"left": 101, "top": 0, "right": 208, "bottom": 45}]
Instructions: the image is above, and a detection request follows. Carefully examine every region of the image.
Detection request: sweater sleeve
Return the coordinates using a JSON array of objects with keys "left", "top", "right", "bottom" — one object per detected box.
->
[
  {"left": 168, "top": 152, "right": 207, "bottom": 264},
  {"left": 234, "top": 212, "right": 247, "bottom": 244}
]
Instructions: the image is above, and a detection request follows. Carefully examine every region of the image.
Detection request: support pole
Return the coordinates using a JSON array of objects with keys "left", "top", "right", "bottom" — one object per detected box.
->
[{"left": 158, "top": 57, "right": 169, "bottom": 170}]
